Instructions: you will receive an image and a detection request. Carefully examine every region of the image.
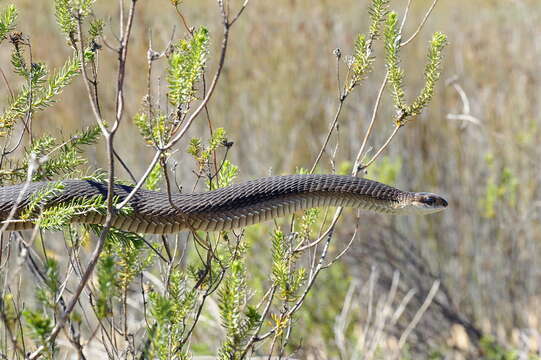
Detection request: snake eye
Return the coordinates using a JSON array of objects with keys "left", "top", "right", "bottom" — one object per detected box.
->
[{"left": 422, "top": 196, "right": 436, "bottom": 206}]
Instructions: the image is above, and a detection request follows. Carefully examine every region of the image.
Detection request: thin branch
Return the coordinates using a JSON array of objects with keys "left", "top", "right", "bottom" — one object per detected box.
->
[
  {"left": 76, "top": 16, "right": 108, "bottom": 135},
  {"left": 310, "top": 99, "right": 345, "bottom": 174},
  {"left": 354, "top": 72, "right": 388, "bottom": 170},
  {"left": 400, "top": 0, "right": 439, "bottom": 46},
  {"left": 399, "top": 0, "right": 413, "bottom": 34},
  {"left": 174, "top": 6, "right": 193, "bottom": 35},
  {"left": 359, "top": 124, "right": 401, "bottom": 171},
  {"left": 240, "top": 285, "right": 277, "bottom": 357},
  {"left": 115, "top": 149, "right": 163, "bottom": 210},
  {"left": 112, "top": 0, "right": 137, "bottom": 132},
  {"left": 0, "top": 295, "right": 25, "bottom": 356},
  {"left": 397, "top": 280, "right": 440, "bottom": 349},
  {"left": 0, "top": 67, "right": 14, "bottom": 98},
  {"left": 230, "top": 0, "right": 249, "bottom": 26},
  {"left": 294, "top": 208, "right": 342, "bottom": 252},
  {"left": 322, "top": 221, "right": 359, "bottom": 269}
]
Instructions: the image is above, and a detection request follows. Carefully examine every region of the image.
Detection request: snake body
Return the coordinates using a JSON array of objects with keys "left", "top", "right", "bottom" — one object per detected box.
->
[{"left": 0, "top": 174, "right": 447, "bottom": 234}]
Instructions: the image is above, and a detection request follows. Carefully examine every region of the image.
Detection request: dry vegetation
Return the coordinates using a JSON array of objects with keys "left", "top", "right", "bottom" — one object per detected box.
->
[{"left": 1, "top": 0, "right": 541, "bottom": 359}]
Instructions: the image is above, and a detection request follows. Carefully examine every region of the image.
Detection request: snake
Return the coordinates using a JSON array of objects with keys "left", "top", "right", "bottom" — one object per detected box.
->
[{"left": 0, "top": 174, "right": 448, "bottom": 234}]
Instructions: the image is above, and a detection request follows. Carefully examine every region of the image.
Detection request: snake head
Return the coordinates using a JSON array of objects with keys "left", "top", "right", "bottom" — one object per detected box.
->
[{"left": 410, "top": 192, "right": 448, "bottom": 214}]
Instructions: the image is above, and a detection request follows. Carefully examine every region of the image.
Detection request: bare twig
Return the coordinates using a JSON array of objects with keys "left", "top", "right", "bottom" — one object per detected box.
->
[
  {"left": 446, "top": 80, "right": 481, "bottom": 126},
  {"left": 400, "top": 0, "right": 440, "bottom": 47},
  {"left": 359, "top": 124, "right": 401, "bottom": 171},
  {"left": 310, "top": 99, "right": 345, "bottom": 174},
  {"left": 399, "top": 0, "right": 413, "bottom": 34},
  {"left": 230, "top": 0, "right": 250, "bottom": 26},
  {"left": 354, "top": 72, "right": 389, "bottom": 170},
  {"left": 240, "top": 285, "right": 277, "bottom": 357},
  {"left": 397, "top": 280, "right": 440, "bottom": 349},
  {"left": 76, "top": 17, "right": 108, "bottom": 135}
]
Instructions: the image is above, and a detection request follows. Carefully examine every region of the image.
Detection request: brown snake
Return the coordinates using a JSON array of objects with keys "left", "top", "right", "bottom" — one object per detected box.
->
[{"left": 0, "top": 174, "right": 447, "bottom": 234}]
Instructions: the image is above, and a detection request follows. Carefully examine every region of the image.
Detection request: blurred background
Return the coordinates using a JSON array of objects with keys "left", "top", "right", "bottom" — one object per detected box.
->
[{"left": 6, "top": 0, "right": 541, "bottom": 358}]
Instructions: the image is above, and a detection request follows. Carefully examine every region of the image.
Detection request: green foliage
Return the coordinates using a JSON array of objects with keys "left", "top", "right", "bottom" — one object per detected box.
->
[
  {"left": 168, "top": 270, "right": 197, "bottom": 321},
  {"left": 346, "top": 0, "right": 389, "bottom": 92},
  {"left": 211, "top": 159, "right": 239, "bottom": 189},
  {"left": 147, "top": 269, "right": 197, "bottom": 359},
  {"left": 217, "top": 259, "right": 261, "bottom": 360},
  {"left": 168, "top": 27, "right": 209, "bottom": 108},
  {"left": 69, "top": 124, "right": 102, "bottom": 147},
  {"left": 23, "top": 309, "right": 53, "bottom": 339},
  {"left": 0, "top": 4, "right": 16, "bottom": 43},
  {"left": 187, "top": 137, "right": 202, "bottom": 158},
  {"left": 22, "top": 310, "right": 55, "bottom": 358},
  {"left": 348, "top": 34, "right": 373, "bottom": 90},
  {"left": 134, "top": 111, "right": 169, "bottom": 147},
  {"left": 10, "top": 47, "right": 35, "bottom": 79},
  {"left": 336, "top": 160, "right": 353, "bottom": 175},
  {"left": 3, "top": 48, "right": 47, "bottom": 131},
  {"left": 368, "top": 0, "right": 389, "bottom": 39},
  {"left": 88, "top": 18, "right": 104, "bottom": 39},
  {"left": 71, "top": 0, "right": 96, "bottom": 17},
  {"left": 405, "top": 32, "right": 447, "bottom": 118},
  {"left": 188, "top": 127, "right": 230, "bottom": 179},
  {"left": 271, "top": 230, "right": 305, "bottom": 302},
  {"left": 33, "top": 126, "right": 100, "bottom": 180},
  {"left": 384, "top": 12, "right": 447, "bottom": 125},
  {"left": 21, "top": 181, "right": 65, "bottom": 220},
  {"left": 0, "top": 55, "right": 81, "bottom": 135},
  {"left": 385, "top": 11, "right": 405, "bottom": 111},
  {"left": 479, "top": 336, "right": 519, "bottom": 360},
  {"left": 209, "top": 127, "right": 226, "bottom": 150},
  {"left": 296, "top": 167, "right": 309, "bottom": 175},
  {"left": 38, "top": 56, "right": 81, "bottom": 108},
  {"left": 0, "top": 294, "right": 18, "bottom": 341},
  {"left": 133, "top": 112, "right": 151, "bottom": 143},
  {"left": 188, "top": 128, "right": 226, "bottom": 162},
  {"left": 91, "top": 227, "right": 154, "bottom": 320},
  {"left": 111, "top": 232, "right": 155, "bottom": 290},
  {"left": 38, "top": 195, "right": 108, "bottom": 230},
  {"left": 145, "top": 162, "right": 162, "bottom": 190},
  {"left": 0, "top": 125, "right": 102, "bottom": 182},
  {"left": 96, "top": 254, "right": 116, "bottom": 319},
  {"left": 36, "top": 259, "right": 61, "bottom": 309},
  {"left": 298, "top": 208, "right": 320, "bottom": 242},
  {"left": 54, "top": 0, "right": 76, "bottom": 37},
  {"left": 135, "top": 28, "right": 209, "bottom": 147}
]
